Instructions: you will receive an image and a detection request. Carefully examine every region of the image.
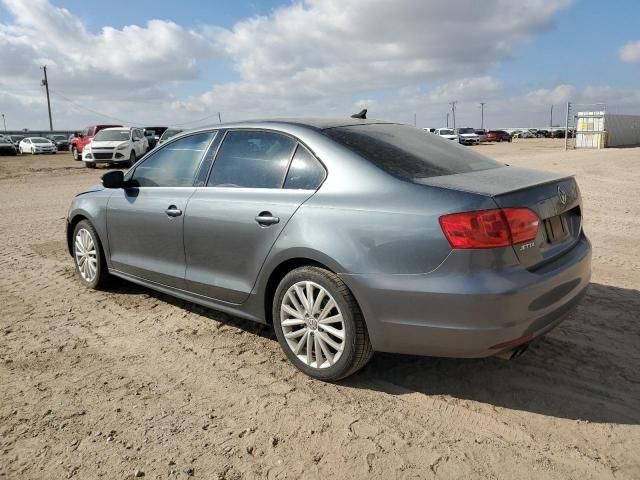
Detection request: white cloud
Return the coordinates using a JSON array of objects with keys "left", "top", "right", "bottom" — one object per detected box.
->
[
  {"left": 8, "top": 0, "right": 638, "bottom": 132},
  {"left": 176, "top": 0, "right": 572, "bottom": 116},
  {"left": 619, "top": 40, "right": 640, "bottom": 63},
  {"left": 525, "top": 84, "right": 576, "bottom": 106},
  {"left": 0, "top": 0, "right": 220, "bottom": 87}
]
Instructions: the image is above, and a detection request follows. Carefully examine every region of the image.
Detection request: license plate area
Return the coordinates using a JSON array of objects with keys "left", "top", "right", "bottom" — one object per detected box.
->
[{"left": 544, "top": 214, "right": 570, "bottom": 244}]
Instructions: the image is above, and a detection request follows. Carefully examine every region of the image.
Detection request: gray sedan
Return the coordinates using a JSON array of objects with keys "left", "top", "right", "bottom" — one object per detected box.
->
[{"left": 66, "top": 118, "right": 591, "bottom": 380}]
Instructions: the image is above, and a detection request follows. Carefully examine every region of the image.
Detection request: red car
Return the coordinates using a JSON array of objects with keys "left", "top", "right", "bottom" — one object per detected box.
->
[
  {"left": 69, "top": 124, "right": 121, "bottom": 161},
  {"left": 486, "top": 130, "right": 512, "bottom": 142}
]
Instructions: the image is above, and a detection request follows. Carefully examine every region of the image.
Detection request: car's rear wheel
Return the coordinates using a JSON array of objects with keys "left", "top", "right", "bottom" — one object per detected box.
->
[
  {"left": 72, "top": 220, "right": 109, "bottom": 289},
  {"left": 273, "top": 266, "right": 373, "bottom": 381}
]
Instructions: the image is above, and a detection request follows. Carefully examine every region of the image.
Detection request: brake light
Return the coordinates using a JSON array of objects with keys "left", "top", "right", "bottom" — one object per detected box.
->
[{"left": 439, "top": 208, "right": 539, "bottom": 249}]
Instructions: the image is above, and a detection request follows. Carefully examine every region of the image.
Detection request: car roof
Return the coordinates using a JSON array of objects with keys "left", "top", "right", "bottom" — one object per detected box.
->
[
  {"left": 190, "top": 117, "right": 401, "bottom": 133},
  {"left": 99, "top": 127, "right": 133, "bottom": 131}
]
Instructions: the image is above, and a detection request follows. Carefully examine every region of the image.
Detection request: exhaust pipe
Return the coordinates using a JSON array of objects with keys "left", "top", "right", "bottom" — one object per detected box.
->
[{"left": 495, "top": 343, "right": 529, "bottom": 360}]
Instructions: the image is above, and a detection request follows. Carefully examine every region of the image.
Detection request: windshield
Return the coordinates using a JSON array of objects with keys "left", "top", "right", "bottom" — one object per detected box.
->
[
  {"left": 32, "top": 137, "right": 51, "bottom": 144},
  {"left": 457, "top": 128, "right": 476, "bottom": 134},
  {"left": 10, "top": 136, "right": 23, "bottom": 142},
  {"left": 325, "top": 124, "right": 502, "bottom": 181},
  {"left": 94, "top": 129, "right": 130, "bottom": 141},
  {"left": 438, "top": 129, "right": 454, "bottom": 135},
  {"left": 51, "top": 135, "right": 66, "bottom": 140}
]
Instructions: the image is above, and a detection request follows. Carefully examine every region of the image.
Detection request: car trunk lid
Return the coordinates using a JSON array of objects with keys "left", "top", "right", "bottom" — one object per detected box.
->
[{"left": 417, "top": 166, "right": 583, "bottom": 268}]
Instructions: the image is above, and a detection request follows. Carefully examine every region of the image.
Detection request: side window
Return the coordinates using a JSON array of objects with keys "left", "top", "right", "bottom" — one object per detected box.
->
[
  {"left": 207, "top": 131, "right": 295, "bottom": 188},
  {"left": 131, "top": 132, "right": 213, "bottom": 187},
  {"left": 283, "top": 145, "right": 326, "bottom": 190}
]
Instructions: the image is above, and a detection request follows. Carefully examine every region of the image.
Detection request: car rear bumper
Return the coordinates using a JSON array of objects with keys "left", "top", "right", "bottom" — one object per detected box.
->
[{"left": 340, "top": 233, "right": 591, "bottom": 358}]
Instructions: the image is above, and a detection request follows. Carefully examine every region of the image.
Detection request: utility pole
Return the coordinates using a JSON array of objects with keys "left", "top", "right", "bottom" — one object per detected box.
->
[
  {"left": 217, "top": 112, "right": 222, "bottom": 124},
  {"left": 41, "top": 66, "right": 53, "bottom": 131},
  {"left": 564, "top": 102, "right": 570, "bottom": 151},
  {"left": 550, "top": 104, "right": 553, "bottom": 128},
  {"left": 479, "top": 102, "right": 486, "bottom": 129},
  {"left": 1, "top": 113, "right": 6, "bottom": 132},
  {"left": 446, "top": 112, "right": 449, "bottom": 128},
  {"left": 449, "top": 101, "right": 457, "bottom": 129}
]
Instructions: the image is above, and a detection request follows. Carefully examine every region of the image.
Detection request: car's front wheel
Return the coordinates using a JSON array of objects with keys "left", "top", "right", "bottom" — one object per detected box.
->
[
  {"left": 72, "top": 220, "right": 109, "bottom": 289},
  {"left": 273, "top": 266, "right": 373, "bottom": 381}
]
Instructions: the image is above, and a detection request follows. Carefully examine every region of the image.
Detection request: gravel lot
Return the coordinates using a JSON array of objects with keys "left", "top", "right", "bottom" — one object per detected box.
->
[{"left": 1, "top": 139, "right": 639, "bottom": 479}]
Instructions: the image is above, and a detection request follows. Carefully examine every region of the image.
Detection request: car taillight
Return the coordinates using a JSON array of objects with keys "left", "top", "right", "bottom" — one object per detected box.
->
[{"left": 439, "top": 208, "right": 539, "bottom": 249}]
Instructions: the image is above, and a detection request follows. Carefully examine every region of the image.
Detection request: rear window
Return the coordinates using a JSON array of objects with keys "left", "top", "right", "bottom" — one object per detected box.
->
[{"left": 324, "top": 124, "right": 501, "bottom": 180}]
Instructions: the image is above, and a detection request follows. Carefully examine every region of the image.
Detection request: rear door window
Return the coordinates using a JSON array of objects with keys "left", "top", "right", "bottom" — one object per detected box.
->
[
  {"left": 325, "top": 124, "right": 502, "bottom": 181},
  {"left": 207, "top": 130, "right": 295, "bottom": 188},
  {"left": 283, "top": 145, "right": 326, "bottom": 190}
]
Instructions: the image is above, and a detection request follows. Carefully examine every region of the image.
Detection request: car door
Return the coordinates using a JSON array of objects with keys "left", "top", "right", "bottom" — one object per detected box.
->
[
  {"left": 184, "top": 130, "right": 326, "bottom": 304},
  {"left": 106, "top": 131, "right": 215, "bottom": 288}
]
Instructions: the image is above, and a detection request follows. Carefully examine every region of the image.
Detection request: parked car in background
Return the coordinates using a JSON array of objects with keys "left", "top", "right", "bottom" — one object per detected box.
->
[
  {"left": 486, "top": 130, "right": 512, "bottom": 142},
  {"left": 46, "top": 134, "right": 70, "bottom": 151},
  {"left": 157, "top": 128, "right": 184, "bottom": 146},
  {"left": 66, "top": 118, "right": 591, "bottom": 381},
  {"left": 19, "top": 137, "right": 57, "bottom": 154},
  {"left": 435, "top": 128, "right": 458, "bottom": 141},
  {"left": 423, "top": 128, "right": 436, "bottom": 133},
  {"left": 82, "top": 127, "right": 148, "bottom": 168},
  {"left": 515, "top": 130, "right": 536, "bottom": 139},
  {"left": 70, "top": 124, "right": 122, "bottom": 161},
  {"left": 0, "top": 136, "right": 17, "bottom": 155},
  {"left": 536, "top": 129, "right": 550, "bottom": 138},
  {"left": 474, "top": 129, "right": 488, "bottom": 142},
  {"left": 8, "top": 135, "right": 24, "bottom": 150},
  {"left": 456, "top": 127, "right": 481, "bottom": 145},
  {"left": 552, "top": 129, "right": 566, "bottom": 138},
  {"left": 143, "top": 126, "right": 168, "bottom": 151}
]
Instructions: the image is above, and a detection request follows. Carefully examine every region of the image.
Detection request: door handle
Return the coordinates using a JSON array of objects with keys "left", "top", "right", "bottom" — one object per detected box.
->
[
  {"left": 255, "top": 211, "right": 280, "bottom": 226},
  {"left": 165, "top": 205, "right": 182, "bottom": 217}
]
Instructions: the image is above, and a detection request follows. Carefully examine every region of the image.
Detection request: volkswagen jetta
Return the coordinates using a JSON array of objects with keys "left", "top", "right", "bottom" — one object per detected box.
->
[{"left": 66, "top": 118, "right": 591, "bottom": 380}]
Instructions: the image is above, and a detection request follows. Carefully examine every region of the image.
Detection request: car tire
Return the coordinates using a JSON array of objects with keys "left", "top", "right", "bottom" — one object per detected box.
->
[
  {"left": 86, "top": 162, "right": 96, "bottom": 169},
  {"left": 72, "top": 220, "right": 109, "bottom": 289},
  {"left": 273, "top": 266, "right": 373, "bottom": 381},
  {"left": 129, "top": 151, "right": 136, "bottom": 166}
]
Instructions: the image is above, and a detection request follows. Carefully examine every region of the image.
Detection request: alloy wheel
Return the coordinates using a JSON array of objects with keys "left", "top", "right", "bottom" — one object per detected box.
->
[
  {"left": 74, "top": 228, "right": 98, "bottom": 282},
  {"left": 280, "top": 281, "right": 346, "bottom": 369}
]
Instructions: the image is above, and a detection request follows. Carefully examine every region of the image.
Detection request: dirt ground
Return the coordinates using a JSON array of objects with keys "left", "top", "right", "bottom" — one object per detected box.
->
[{"left": 1, "top": 138, "right": 639, "bottom": 479}]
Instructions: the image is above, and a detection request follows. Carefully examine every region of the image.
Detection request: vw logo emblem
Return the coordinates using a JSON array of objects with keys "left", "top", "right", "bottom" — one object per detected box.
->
[{"left": 557, "top": 186, "right": 567, "bottom": 205}]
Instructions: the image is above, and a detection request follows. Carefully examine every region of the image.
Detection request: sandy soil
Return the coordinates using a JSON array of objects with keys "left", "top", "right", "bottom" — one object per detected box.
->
[{"left": 1, "top": 139, "right": 639, "bottom": 479}]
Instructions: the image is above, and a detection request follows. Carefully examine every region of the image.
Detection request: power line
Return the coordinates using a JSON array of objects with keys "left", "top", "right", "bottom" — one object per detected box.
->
[
  {"left": 50, "top": 89, "right": 223, "bottom": 128},
  {"left": 171, "top": 111, "right": 223, "bottom": 127},
  {"left": 49, "top": 89, "right": 145, "bottom": 126}
]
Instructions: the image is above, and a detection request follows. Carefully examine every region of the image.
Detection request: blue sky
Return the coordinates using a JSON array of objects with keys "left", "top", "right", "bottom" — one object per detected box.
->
[{"left": 1, "top": 0, "right": 638, "bottom": 129}]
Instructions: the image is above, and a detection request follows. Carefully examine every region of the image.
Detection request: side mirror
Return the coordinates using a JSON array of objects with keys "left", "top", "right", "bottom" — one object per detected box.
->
[{"left": 102, "top": 170, "right": 126, "bottom": 189}]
